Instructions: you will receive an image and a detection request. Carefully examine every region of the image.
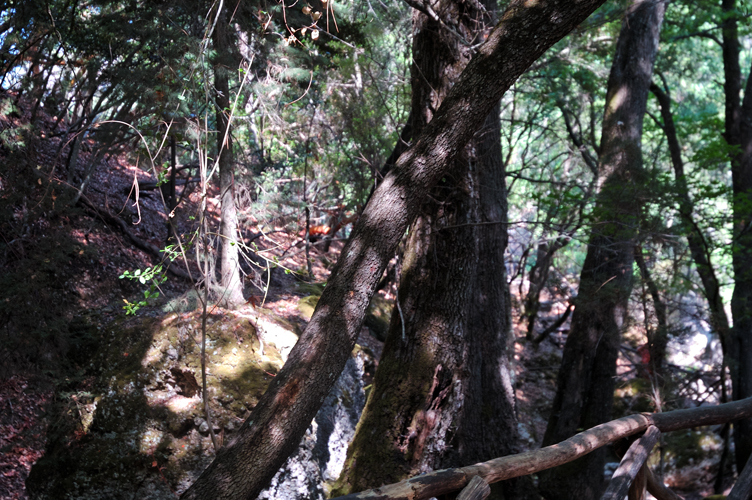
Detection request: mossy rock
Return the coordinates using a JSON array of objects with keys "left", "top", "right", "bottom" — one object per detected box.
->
[
  {"left": 364, "top": 295, "right": 392, "bottom": 341},
  {"left": 27, "top": 310, "right": 288, "bottom": 499},
  {"left": 294, "top": 281, "right": 327, "bottom": 296},
  {"left": 297, "top": 293, "right": 392, "bottom": 342},
  {"left": 162, "top": 290, "right": 200, "bottom": 313},
  {"left": 298, "top": 295, "right": 320, "bottom": 320}
]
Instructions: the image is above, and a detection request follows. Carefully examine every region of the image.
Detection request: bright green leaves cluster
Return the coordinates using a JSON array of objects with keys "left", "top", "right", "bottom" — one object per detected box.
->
[{"left": 119, "top": 265, "right": 166, "bottom": 315}]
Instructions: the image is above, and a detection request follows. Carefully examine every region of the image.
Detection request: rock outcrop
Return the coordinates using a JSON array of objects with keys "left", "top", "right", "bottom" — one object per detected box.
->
[{"left": 27, "top": 308, "right": 368, "bottom": 499}]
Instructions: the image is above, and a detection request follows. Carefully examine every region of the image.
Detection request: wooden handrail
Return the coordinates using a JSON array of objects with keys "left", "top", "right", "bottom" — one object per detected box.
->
[
  {"left": 332, "top": 396, "right": 752, "bottom": 500},
  {"left": 727, "top": 450, "right": 752, "bottom": 500}
]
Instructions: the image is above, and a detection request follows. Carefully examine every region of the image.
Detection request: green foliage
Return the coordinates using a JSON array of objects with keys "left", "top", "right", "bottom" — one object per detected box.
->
[
  {"left": 0, "top": 99, "right": 29, "bottom": 150},
  {"left": 117, "top": 241, "right": 190, "bottom": 315},
  {"left": 119, "top": 265, "right": 166, "bottom": 315}
]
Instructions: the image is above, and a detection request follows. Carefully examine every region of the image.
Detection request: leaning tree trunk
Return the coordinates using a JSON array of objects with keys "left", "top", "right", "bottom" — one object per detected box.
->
[
  {"left": 538, "top": 2, "right": 666, "bottom": 500},
  {"left": 333, "top": 1, "right": 525, "bottom": 495},
  {"left": 180, "top": 2, "right": 609, "bottom": 498},
  {"left": 212, "top": 3, "right": 245, "bottom": 307}
]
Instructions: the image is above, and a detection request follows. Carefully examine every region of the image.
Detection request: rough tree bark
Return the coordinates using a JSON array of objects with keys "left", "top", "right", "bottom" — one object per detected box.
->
[
  {"left": 332, "top": 0, "right": 524, "bottom": 496},
  {"left": 724, "top": 0, "right": 752, "bottom": 470},
  {"left": 213, "top": 3, "right": 245, "bottom": 307},
  {"left": 180, "top": 1, "right": 609, "bottom": 498},
  {"left": 538, "top": 2, "right": 666, "bottom": 499}
]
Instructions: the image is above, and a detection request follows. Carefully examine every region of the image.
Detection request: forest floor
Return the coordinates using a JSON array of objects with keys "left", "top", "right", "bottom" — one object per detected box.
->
[{"left": 0, "top": 95, "right": 729, "bottom": 499}]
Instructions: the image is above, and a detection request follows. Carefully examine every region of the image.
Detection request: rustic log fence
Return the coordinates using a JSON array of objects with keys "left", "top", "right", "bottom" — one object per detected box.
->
[{"left": 331, "top": 396, "right": 752, "bottom": 500}]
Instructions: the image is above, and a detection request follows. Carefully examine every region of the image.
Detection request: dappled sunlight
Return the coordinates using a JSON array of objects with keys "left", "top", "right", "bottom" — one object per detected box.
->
[
  {"left": 26, "top": 307, "right": 307, "bottom": 497},
  {"left": 606, "top": 85, "right": 628, "bottom": 116},
  {"left": 165, "top": 395, "right": 200, "bottom": 414}
]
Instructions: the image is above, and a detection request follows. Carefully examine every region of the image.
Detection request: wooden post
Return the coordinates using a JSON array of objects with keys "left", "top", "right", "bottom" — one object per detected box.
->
[
  {"left": 601, "top": 425, "right": 661, "bottom": 500},
  {"left": 457, "top": 475, "right": 491, "bottom": 500},
  {"left": 728, "top": 455, "right": 752, "bottom": 500},
  {"left": 645, "top": 467, "right": 683, "bottom": 500}
]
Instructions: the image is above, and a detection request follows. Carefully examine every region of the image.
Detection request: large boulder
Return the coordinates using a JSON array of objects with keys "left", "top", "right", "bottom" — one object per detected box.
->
[{"left": 27, "top": 308, "right": 368, "bottom": 499}]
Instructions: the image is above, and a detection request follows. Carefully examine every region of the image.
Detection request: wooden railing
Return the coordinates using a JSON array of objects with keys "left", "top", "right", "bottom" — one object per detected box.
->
[{"left": 331, "top": 397, "right": 752, "bottom": 500}]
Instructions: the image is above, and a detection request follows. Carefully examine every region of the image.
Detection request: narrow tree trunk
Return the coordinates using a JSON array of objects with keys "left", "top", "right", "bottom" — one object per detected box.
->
[
  {"left": 180, "top": 2, "right": 610, "bottom": 497},
  {"left": 524, "top": 236, "right": 569, "bottom": 340},
  {"left": 212, "top": 4, "right": 245, "bottom": 307},
  {"left": 649, "top": 82, "right": 731, "bottom": 347},
  {"left": 721, "top": 0, "right": 752, "bottom": 470},
  {"left": 649, "top": 82, "right": 735, "bottom": 486},
  {"left": 634, "top": 245, "right": 669, "bottom": 374},
  {"left": 539, "top": 2, "right": 666, "bottom": 499}
]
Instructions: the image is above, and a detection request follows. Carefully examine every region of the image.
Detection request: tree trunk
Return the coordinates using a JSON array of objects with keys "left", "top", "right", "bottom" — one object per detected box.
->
[
  {"left": 165, "top": 133, "right": 179, "bottom": 246},
  {"left": 212, "top": 3, "right": 244, "bottom": 307},
  {"left": 213, "top": 4, "right": 245, "bottom": 307},
  {"left": 634, "top": 245, "right": 669, "bottom": 375},
  {"left": 722, "top": 0, "right": 752, "bottom": 470},
  {"left": 524, "top": 236, "right": 571, "bottom": 341},
  {"left": 539, "top": 2, "right": 665, "bottom": 499},
  {"left": 649, "top": 82, "right": 731, "bottom": 348},
  {"left": 731, "top": 58, "right": 752, "bottom": 470},
  {"left": 333, "top": 1, "right": 524, "bottom": 494},
  {"left": 180, "top": 1, "right": 609, "bottom": 498}
]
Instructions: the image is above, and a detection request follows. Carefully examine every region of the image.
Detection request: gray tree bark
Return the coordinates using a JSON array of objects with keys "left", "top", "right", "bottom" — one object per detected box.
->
[{"left": 213, "top": 3, "right": 245, "bottom": 307}]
